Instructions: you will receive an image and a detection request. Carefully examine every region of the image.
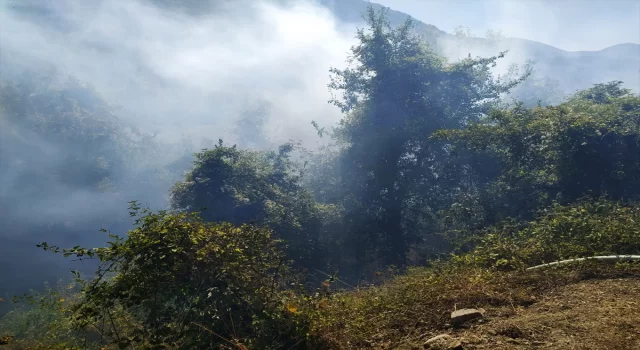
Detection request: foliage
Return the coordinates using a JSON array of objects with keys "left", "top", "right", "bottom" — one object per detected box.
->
[
  {"left": 4, "top": 6, "right": 640, "bottom": 349},
  {"left": 0, "top": 72, "right": 129, "bottom": 193},
  {"left": 233, "top": 100, "right": 271, "bottom": 150},
  {"left": 0, "top": 281, "right": 92, "bottom": 350},
  {"left": 0, "top": 68, "right": 192, "bottom": 302},
  {"left": 506, "top": 67, "right": 565, "bottom": 107},
  {"left": 35, "top": 204, "right": 309, "bottom": 349},
  {"left": 170, "top": 141, "right": 335, "bottom": 271},
  {"left": 459, "top": 200, "right": 640, "bottom": 270},
  {"left": 574, "top": 80, "right": 633, "bottom": 104},
  {"left": 324, "top": 7, "right": 528, "bottom": 271},
  {"left": 446, "top": 26, "right": 565, "bottom": 107},
  {"left": 435, "top": 81, "right": 640, "bottom": 234},
  {"left": 0, "top": 68, "right": 192, "bottom": 200},
  {"left": 485, "top": 28, "right": 504, "bottom": 42}
]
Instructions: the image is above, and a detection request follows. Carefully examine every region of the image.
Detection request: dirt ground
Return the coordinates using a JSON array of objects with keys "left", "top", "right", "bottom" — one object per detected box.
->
[{"left": 418, "top": 277, "right": 640, "bottom": 350}]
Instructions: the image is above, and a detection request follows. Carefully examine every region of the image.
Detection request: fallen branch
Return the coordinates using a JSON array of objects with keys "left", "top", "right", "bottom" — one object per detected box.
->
[{"left": 526, "top": 255, "right": 640, "bottom": 271}]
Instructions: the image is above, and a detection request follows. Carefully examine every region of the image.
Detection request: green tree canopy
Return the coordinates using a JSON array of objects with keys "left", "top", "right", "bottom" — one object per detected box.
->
[
  {"left": 170, "top": 141, "right": 338, "bottom": 271},
  {"left": 436, "top": 81, "right": 640, "bottom": 236},
  {"left": 324, "top": 7, "right": 527, "bottom": 270}
]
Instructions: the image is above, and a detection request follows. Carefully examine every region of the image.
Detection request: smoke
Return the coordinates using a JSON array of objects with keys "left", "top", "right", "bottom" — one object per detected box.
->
[
  {"left": 0, "top": 0, "right": 356, "bottom": 299},
  {"left": 436, "top": 33, "right": 639, "bottom": 99},
  {"left": 372, "top": 0, "right": 639, "bottom": 96},
  {"left": 373, "top": 0, "right": 640, "bottom": 51},
  {"left": 1, "top": 0, "right": 355, "bottom": 147},
  {"left": 485, "top": 0, "right": 640, "bottom": 52},
  {"left": 2, "top": 0, "right": 635, "bottom": 302}
]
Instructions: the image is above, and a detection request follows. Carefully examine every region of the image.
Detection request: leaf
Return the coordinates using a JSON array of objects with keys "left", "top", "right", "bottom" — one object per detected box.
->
[{"left": 285, "top": 302, "right": 298, "bottom": 314}]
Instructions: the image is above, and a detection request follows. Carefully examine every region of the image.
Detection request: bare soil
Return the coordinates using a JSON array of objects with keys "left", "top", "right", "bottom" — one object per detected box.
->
[{"left": 417, "top": 277, "right": 640, "bottom": 349}]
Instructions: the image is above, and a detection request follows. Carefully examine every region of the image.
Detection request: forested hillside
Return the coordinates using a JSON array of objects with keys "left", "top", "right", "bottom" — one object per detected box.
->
[{"left": 1, "top": 1, "right": 640, "bottom": 349}]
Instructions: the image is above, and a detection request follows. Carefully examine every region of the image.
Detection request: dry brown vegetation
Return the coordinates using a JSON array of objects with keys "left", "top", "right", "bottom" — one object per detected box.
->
[
  {"left": 308, "top": 263, "right": 640, "bottom": 349},
  {"left": 459, "top": 277, "right": 640, "bottom": 350}
]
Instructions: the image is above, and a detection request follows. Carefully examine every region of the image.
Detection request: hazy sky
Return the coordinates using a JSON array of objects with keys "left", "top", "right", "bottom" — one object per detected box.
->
[{"left": 373, "top": 0, "right": 640, "bottom": 51}]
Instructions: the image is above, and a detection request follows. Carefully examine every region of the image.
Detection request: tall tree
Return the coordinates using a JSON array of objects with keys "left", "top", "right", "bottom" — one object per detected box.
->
[
  {"left": 234, "top": 100, "right": 271, "bottom": 150},
  {"left": 170, "top": 141, "right": 335, "bottom": 271},
  {"left": 327, "top": 7, "right": 526, "bottom": 269}
]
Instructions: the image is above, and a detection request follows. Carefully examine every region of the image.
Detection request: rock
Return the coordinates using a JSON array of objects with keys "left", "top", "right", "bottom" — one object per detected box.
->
[
  {"left": 423, "top": 334, "right": 463, "bottom": 349},
  {"left": 532, "top": 341, "right": 549, "bottom": 346},
  {"left": 0, "top": 335, "right": 13, "bottom": 345},
  {"left": 450, "top": 308, "right": 484, "bottom": 326}
]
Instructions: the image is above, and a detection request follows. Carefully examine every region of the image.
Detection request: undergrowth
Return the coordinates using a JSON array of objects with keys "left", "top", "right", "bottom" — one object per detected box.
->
[
  {"left": 305, "top": 261, "right": 640, "bottom": 349},
  {"left": 2, "top": 200, "right": 640, "bottom": 349}
]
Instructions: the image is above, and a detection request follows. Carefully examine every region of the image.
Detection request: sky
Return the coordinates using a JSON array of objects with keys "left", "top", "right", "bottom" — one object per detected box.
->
[{"left": 373, "top": 0, "right": 640, "bottom": 51}]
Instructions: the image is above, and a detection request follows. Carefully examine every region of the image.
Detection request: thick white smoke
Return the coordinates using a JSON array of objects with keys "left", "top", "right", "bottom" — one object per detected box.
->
[
  {"left": 0, "top": 0, "right": 356, "bottom": 298},
  {"left": 0, "top": 0, "right": 355, "bottom": 147}
]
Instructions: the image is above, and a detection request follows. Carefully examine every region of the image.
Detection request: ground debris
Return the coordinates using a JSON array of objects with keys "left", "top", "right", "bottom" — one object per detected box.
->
[
  {"left": 451, "top": 308, "right": 484, "bottom": 327},
  {"left": 423, "top": 334, "right": 463, "bottom": 349}
]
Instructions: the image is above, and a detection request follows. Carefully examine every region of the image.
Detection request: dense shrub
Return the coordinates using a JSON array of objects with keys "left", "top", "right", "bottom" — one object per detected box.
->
[
  {"left": 458, "top": 200, "right": 640, "bottom": 270},
  {"left": 170, "top": 142, "right": 334, "bottom": 273},
  {"left": 35, "top": 204, "right": 309, "bottom": 349}
]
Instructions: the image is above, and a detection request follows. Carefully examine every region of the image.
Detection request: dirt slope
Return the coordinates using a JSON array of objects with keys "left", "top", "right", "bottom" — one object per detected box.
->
[{"left": 422, "top": 278, "right": 640, "bottom": 350}]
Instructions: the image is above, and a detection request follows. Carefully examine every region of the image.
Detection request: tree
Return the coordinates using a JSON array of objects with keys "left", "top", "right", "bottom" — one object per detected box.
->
[
  {"left": 485, "top": 28, "right": 504, "bottom": 42},
  {"left": 0, "top": 73, "right": 127, "bottom": 193},
  {"left": 170, "top": 141, "right": 333, "bottom": 271},
  {"left": 574, "top": 80, "right": 632, "bottom": 104},
  {"left": 436, "top": 81, "right": 640, "bottom": 234},
  {"left": 234, "top": 100, "right": 271, "bottom": 150},
  {"left": 326, "top": 7, "right": 527, "bottom": 270},
  {"left": 0, "top": 70, "right": 196, "bottom": 300},
  {"left": 503, "top": 62, "right": 565, "bottom": 107},
  {"left": 453, "top": 25, "right": 472, "bottom": 39}
]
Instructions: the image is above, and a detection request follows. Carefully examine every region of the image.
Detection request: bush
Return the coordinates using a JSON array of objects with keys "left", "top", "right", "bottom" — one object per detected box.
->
[
  {"left": 170, "top": 142, "right": 330, "bottom": 272},
  {"left": 460, "top": 199, "right": 640, "bottom": 270},
  {"left": 0, "top": 281, "right": 90, "bottom": 349},
  {"left": 36, "top": 203, "right": 309, "bottom": 349}
]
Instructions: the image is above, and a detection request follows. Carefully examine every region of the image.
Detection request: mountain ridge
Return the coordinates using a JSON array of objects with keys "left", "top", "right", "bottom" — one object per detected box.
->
[
  {"left": 319, "top": 0, "right": 639, "bottom": 95},
  {"left": 4, "top": 0, "right": 639, "bottom": 97},
  {"left": 326, "top": 0, "right": 638, "bottom": 53}
]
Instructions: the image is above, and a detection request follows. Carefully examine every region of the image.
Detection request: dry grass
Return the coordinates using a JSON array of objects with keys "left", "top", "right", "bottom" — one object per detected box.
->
[
  {"left": 3, "top": 263, "right": 639, "bottom": 349},
  {"left": 308, "top": 262, "right": 640, "bottom": 349},
  {"left": 451, "top": 277, "right": 640, "bottom": 349}
]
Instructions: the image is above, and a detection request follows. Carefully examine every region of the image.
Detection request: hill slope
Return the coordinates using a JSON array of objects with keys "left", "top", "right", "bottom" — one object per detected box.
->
[
  {"left": 306, "top": 265, "right": 640, "bottom": 350},
  {"left": 466, "top": 278, "right": 640, "bottom": 350},
  {"left": 318, "top": 0, "right": 640, "bottom": 96}
]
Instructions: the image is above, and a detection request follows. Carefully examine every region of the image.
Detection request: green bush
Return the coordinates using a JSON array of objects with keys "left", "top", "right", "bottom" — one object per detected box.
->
[
  {"left": 435, "top": 82, "right": 640, "bottom": 231},
  {"left": 459, "top": 200, "right": 640, "bottom": 270},
  {"left": 170, "top": 142, "right": 331, "bottom": 272},
  {"left": 0, "top": 280, "right": 98, "bottom": 349},
  {"left": 36, "top": 204, "right": 309, "bottom": 349}
]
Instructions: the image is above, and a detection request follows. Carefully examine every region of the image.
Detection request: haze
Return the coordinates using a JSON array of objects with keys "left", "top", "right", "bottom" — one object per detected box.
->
[
  {"left": 0, "top": 0, "right": 638, "bottom": 314},
  {"left": 373, "top": 0, "right": 640, "bottom": 51}
]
